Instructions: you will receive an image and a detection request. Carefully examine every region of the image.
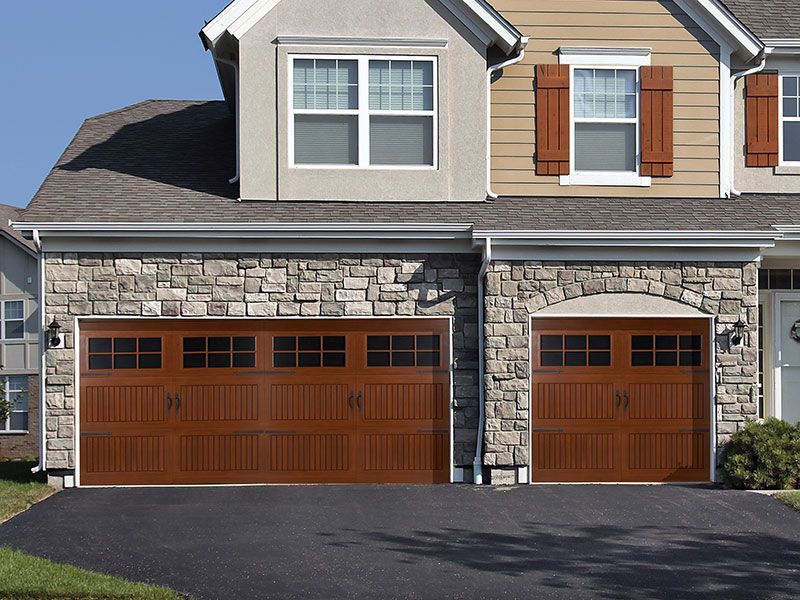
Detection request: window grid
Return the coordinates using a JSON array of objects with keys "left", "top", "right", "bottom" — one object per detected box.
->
[
  {"left": 366, "top": 335, "right": 441, "bottom": 368},
  {"left": 88, "top": 337, "right": 163, "bottom": 370},
  {"left": 290, "top": 54, "right": 437, "bottom": 168},
  {"left": 273, "top": 336, "right": 346, "bottom": 368},
  {"left": 539, "top": 335, "right": 612, "bottom": 368},
  {"left": 2, "top": 376, "right": 28, "bottom": 433},
  {"left": 781, "top": 75, "right": 800, "bottom": 164},
  {"left": 631, "top": 335, "right": 703, "bottom": 368},
  {"left": 758, "top": 269, "right": 800, "bottom": 290},
  {"left": 183, "top": 337, "right": 257, "bottom": 369},
  {"left": 2, "top": 300, "right": 24, "bottom": 340}
]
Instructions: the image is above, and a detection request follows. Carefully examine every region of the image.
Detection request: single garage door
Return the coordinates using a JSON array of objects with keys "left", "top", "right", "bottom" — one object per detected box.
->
[
  {"left": 531, "top": 318, "right": 711, "bottom": 483},
  {"left": 79, "top": 319, "right": 451, "bottom": 486}
]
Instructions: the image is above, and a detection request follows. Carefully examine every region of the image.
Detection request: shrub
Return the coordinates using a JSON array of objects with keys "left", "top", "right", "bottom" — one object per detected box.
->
[
  {"left": 0, "top": 380, "right": 9, "bottom": 425},
  {"left": 721, "top": 418, "right": 800, "bottom": 490}
]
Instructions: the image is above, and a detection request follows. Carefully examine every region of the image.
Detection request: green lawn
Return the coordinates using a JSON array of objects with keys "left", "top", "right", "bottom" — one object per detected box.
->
[
  {"left": 0, "top": 460, "right": 54, "bottom": 523},
  {"left": 0, "top": 547, "right": 184, "bottom": 600},
  {"left": 776, "top": 491, "right": 800, "bottom": 512}
]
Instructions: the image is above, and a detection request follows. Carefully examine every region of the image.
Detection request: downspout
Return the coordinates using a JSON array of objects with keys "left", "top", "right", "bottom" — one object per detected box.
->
[
  {"left": 31, "top": 230, "right": 45, "bottom": 474},
  {"left": 215, "top": 55, "right": 241, "bottom": 186},
  {"left": 486, "top": 37, "right": 530, "bottom": 200},
  {"left": 730, "top": 53, "right": 768, "bottom": 196},
  {"left": 473, "top": 237, "right": 492, "bottom": 484}
]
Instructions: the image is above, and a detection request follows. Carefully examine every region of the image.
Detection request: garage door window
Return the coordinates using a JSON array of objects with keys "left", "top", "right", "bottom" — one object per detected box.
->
[
  {"left": 631, "top": 335, "right": 702, "bottom": 367},
  {"left": 366, "top": 335, "right": 440, "bottom": 367},
  {"left": 88, "top": 337, "right": 162, "bottom": 370},
  {"left": 539, "top": 334, "right": 611, "bottom": 367},
  {"left": 273, "top": 336, "right": 346, "bottom": 368},
  {"left": 183, "top": 336, "right": 257, "bottom": 369}
]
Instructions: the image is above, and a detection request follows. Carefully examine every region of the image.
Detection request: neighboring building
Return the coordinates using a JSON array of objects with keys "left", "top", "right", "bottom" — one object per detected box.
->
[
  {"left": 10, "top": 0, "right": 800, "bottom": 487},
  {"left": 0, "top": 204, "right": 39, "bottom": 459}
]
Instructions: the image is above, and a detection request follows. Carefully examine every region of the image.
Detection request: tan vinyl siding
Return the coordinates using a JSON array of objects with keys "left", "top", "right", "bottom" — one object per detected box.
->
[{"left": 491, "top": 0, "right": 721, "bottom": 198}]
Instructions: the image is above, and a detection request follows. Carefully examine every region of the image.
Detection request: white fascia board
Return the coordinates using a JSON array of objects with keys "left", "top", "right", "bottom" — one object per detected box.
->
[
  {"left": 10, "top": 221, "right": 474, "bottom": 240},
  {"left": 674, "top": 0, "right": 763, "bottom": 61},
  {"left": 473, "top": 230, "right": 782, "bottom": 248},
  {"left": 205, "top": 0, "right": 520, "bottom": 53}
]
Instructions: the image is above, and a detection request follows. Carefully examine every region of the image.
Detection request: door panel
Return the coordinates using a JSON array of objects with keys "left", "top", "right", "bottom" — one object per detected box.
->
[
  {"left": 779, "top": 299, "right": 800, "bottom": 425},
  {"left": 531, "top": 318, "right": 711, "bottom": 483},
  {"left": 79, "top": 319, "right": 451, "bottom": 485}
]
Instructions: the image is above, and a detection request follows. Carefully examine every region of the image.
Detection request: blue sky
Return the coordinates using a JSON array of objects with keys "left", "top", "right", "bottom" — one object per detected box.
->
[{"left": 0, "top": 1, "right": 227, "bottom": 207}]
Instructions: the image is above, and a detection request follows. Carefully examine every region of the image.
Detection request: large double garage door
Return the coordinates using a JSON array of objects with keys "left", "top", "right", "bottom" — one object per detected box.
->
[
  {"left": 79, "top": 319, "right": 451, "bottom": 486},
  {"left": 531, "top": 318, "right": 711, "bottom": 483}
]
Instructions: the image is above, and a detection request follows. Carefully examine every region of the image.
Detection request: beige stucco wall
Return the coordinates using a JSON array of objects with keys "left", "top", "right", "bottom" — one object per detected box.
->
[
  {"left": 238, "top": 0, "right": 488, "bottom": 201},
  {"left": 734, "top": 56, "right": 800, "bottom": 194},
  {"left": 490, "top": 0, "right": 721, "bottom": 198},
  {"left": 0, "top": 237, "right": 38, "bottom": 375}
]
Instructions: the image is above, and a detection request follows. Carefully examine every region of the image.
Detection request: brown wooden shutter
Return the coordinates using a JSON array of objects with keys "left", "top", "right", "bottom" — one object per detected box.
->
[
  {"left": 640, "top": 66, "right": 674, "bottom": 177},
  {"left": 745, "top": 73, "right": 779, "bottom": 167},
  {"left": 536, "top": 64, "right": 570, "bottom": 175}
]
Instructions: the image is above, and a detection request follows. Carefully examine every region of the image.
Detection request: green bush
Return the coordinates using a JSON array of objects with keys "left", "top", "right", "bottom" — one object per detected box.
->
[{"left": 721, "top": 418, "right": 800, "bottom": 490}]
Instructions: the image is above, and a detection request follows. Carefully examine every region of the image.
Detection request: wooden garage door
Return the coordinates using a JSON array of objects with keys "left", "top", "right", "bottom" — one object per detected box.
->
[
  {"left": 531, "top": 318, "right": 710, "bottom": 483},
  {"left": 79, "top": 319, "right": 450, "bottom": 486}
]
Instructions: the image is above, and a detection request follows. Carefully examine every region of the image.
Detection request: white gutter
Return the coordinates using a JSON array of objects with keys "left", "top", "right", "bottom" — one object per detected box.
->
[
  {"left": 32, "top": 230, "right": 46, "bottom": 474},
  {"left": 214, "top": 55, "right": 241, "bottom": 186},
  {"left": 730, "top": 54, "right": 768, "bottom": 196},
  {"left": 486, "top": 37, "right": 530, "bottom": 200},
  {"left": 719, "top": 42, "right": 733, "bottom": 198},
  {"left": 472, "top": 229, "right": 783, "bottom": 247},
  {"left": 473, "top": 236, "right": 491, "bottom": 485}
]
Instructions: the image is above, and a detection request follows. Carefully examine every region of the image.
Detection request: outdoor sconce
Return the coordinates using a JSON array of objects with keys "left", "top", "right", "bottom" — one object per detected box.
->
[
  {"left": 48, "top": 319, "right": 64, "bottom": 349},
  {"left": 729, "top": 318, "right": 746, "bottom": 348}
]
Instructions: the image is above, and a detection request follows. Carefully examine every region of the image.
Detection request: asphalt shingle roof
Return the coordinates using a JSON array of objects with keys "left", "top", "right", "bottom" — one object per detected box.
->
[
  {"left": 0, "top": 203, "right": 36, "bottom": 252},
  {"left": 722, "top": 0, "right": 800, "bottom": 40},
  {"left": 18, "top": 99, "right": 800, "bottom": 232}
]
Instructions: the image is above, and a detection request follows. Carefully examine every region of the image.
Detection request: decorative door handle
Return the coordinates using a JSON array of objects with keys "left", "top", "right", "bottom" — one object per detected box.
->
[
  {"left": 357, "top": 391, "right": 363, "bottom": 411},
  {"left": 175, "top": 393, "right": 181, "bottom": 411},
  {"left": 623, "top": 392, "right": 629, "bottom": 410},
  {"left": 615, "top": 391, "right": 622, "bottom": 409},
  {"left": 348, "top": 392, "right": 354, "bottom": 410},
  {"left": 166, "top": 393, "right": 172, "bottom": 411}
]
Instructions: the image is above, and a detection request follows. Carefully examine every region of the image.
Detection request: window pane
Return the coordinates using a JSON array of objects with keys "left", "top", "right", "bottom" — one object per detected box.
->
[
  {"left": 575, "top": 123, "right": 636, "bottom": 172},
  {"left": 367, "top": 352, "right": 390, "bottom": 367},
  {"left": 322, "top": 352, "right": 346, "bottom": 367},
  {"left": 323, "top": 336, "right": 346, "bottom": 351},
  {"left": 370, "top": 116, "right": 433, "bottom": 166},
  {"left": 114, "top": 338, "right": 136, "bottom": 353},
  {"left": 632, "top": 352, "right": 654, "bottom": 367},
  {"left": 298, "top": 353, "right": 321, "bottom": 368},
  {"left": 114, "top": 354, "right": 137, "bottom": 369},
  {"left": 184, "top": 354, "right": 206, "bottom": 369},
  {"left": 274, "top": 353, "right": 296, "bottom": 368},
  {"left": 369, "top": 60, "right": 433, "bottom": 111},
  {"left": 89, "top": 338, "right": 112, "bottom": 353},
  {"left": 89, "top": 355, "right": 113, "bottom": 370},
  {"left": 632, "top": 336, "right": 653, "bottom": 350},
  {"left": 139, "top": 338, "right": 161, "bottom": 353},
  {"left": 294, "top": 59, "right": 357, "bottom": 110},
  {"left": 138, "top": 354, "right": 162, "bottom": 369},
  {"left": 784, "top": 98, "right": 798, "bottom": 119},
  {"left": 298, "top": 337, "right": 321, "bottom": 352},
  {"left": 770, "top": 269, "right": 792, "bottom": 290},
  {"left": 589, "top": 352, "right": 611, "bottom": 367},
  {"left": 392, "top": 336, "right": 415, "bottom": 350},
  {"left": 541, "top": 352, "right": 563, "bottom": 367},
  {"left": 233, "top": 353, "right": 256, "bottom": 368},
  {"left": 208, "top": 353, "right": 231, "bottom": 368},
  {"left": 416, "top": 335, "right": 440, "bottom": 351},
  {"left": 540, "top": 336, "right": 563, "bottom": 351},
  {"left": 416, "top": 352, "right": 440, "bottom": 367},
  {"left": 565, "top": 335, "right": 587, "bottom": 350},
  {"left": 208, "top": 337, "right": 231, "bottom": 352},
  {"left": 184, "top": 337, "right": 206, "bottom": 352},
  {"left": 784, "top": 122, "right": 800, "bottom": 163},
  {"left": 574, "top": 69, "right": 636, "bottom": 119},
  {"left": 655, "top": 352, "right": 678, "bottom": 367},
  {"left": 392, "top": 352, "right": 415, "bottom": 367},
  {"left": 295, "top": 115, "right": 358, "bottom": 165},
  {"left": 234, "top": 337, "right": 256, "bottom": 352},
  {"left": 10, "top": 412, "right": 28, "bottom": 431},
  {"left": 565, "top": 352, "right": 587, "bottom": 367},
  {"left": 589, "top": 335, "right": 611, "bottom": 350},
  {"left": 4, "top": 301, "right": 23, "bottom": 320},
  {"left": 367, "top": 336, "right": 390, "bottom": 351},
  {"left": 5, "top": 321, "right": 24, "bottom": 339},
  {"left": 8, "top": 376, "right": 27, "bottom": 393},
  {"left": 656, "top": 336, "right": 678, "bottom": 350},
  {"left": 274, "top": 337, "right": 296, "bottom": 352},
  {"left": 784, "top": 76, "right": 798, "bottom": 98}
]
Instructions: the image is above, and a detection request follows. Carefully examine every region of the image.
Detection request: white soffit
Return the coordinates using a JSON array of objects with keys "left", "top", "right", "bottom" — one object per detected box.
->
[{"left": 201, "top": 0, "right": 522, "bottom": 53}]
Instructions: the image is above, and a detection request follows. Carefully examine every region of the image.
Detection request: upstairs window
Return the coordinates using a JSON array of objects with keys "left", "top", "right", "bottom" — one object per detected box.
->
[
  {"left": 782, "top": 75, "right": 800, "bottom": 164},
  {"left": 573, "top": 68, "right": 638, "bottom": 177},
  {"left": 290, "top": 55, "right": 437, "bottom": 168},
  {"left": 2, "top": 301, "right": 24, "bottom": 340}
]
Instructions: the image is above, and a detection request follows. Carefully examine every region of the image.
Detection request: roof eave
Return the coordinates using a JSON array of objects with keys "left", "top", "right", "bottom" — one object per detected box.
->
[{"left": 675, "top": 0, "right": 764, "bottom": 61}]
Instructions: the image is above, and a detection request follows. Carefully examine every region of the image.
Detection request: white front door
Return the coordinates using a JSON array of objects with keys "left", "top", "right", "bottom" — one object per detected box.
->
[{"left": 776, "top": 297, "right": 800, "bottom": 425}]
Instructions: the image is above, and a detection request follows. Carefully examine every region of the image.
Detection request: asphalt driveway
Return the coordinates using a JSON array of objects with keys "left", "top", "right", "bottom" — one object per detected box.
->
[{"left": 0, "top": 485, "right": 798, "bottom": 600}]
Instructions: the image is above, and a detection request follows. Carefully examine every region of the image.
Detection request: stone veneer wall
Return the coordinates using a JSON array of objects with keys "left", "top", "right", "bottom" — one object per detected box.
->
[
  {"left": 43, "top": 253, "right": 480, "bottom": 472},
  {"left": 483, "top": 261, "right": 759, "bottom": 482}
]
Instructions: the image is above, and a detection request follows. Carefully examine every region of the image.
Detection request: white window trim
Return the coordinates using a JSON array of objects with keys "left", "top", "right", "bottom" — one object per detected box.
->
[
  {"left": 1, "top": 375, "right": 29, "bottom": 434},
  {"left": 779, "top": 73, "right": 800, "bottom": 167},
  {"left": 287, "top": 54, "right": 439, "bottom": 171},
  {"left": 558, "top": 50, "right": 651, "bottom": 187},
  {"left": 1, "top": 300, "right": 25, "bottom": 341}
]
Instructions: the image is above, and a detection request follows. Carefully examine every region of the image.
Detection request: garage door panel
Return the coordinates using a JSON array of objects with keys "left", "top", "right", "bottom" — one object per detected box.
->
[
  {"left": 82, "top": 384, "right": 168, "bottom": 425},
  {"left": 627, "top": 383, "right": 708, "bottom": 421},
  {"left": 177, "top": 434, "right": 260, "bottom": 472},
  {"left": 176, "top": 384, "right": 259, "bottom": 422},
  {"left": 268, "top": 383, "right": 352, "bottom": 422},
  {"left": 532, "top": 431, "right": 618, "bottom": 478},
  {"left": 359, "top": 432, "right": 449, "bottom": 483},
  {"left": 81, "top": 434, "right": 170, "bottom": 485},
  {"left": 266, "top": 433, "right": 353, "bottom": 473},
  {"left": 625, "top": 432, "right": 709, "bottom": 481},
  {"left": 533, "top": 382, "right": 617, "bottom": 422},
  {"left": 361, "top": 382, "right": 447, "bottom": 422}
]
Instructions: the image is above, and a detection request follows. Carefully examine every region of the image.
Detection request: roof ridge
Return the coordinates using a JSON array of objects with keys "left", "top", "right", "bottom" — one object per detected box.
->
[{"left": 85, "top": 99, "right": 219, "bottom": 123}]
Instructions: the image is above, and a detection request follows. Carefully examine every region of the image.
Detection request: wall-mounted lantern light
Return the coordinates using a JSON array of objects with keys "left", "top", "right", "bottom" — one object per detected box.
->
[
  {"left": 47, "top": 319, "right": 63, "bottom": 349},
  {"left": 729, "top": 318, "right": 746, "bottom": 347}
]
